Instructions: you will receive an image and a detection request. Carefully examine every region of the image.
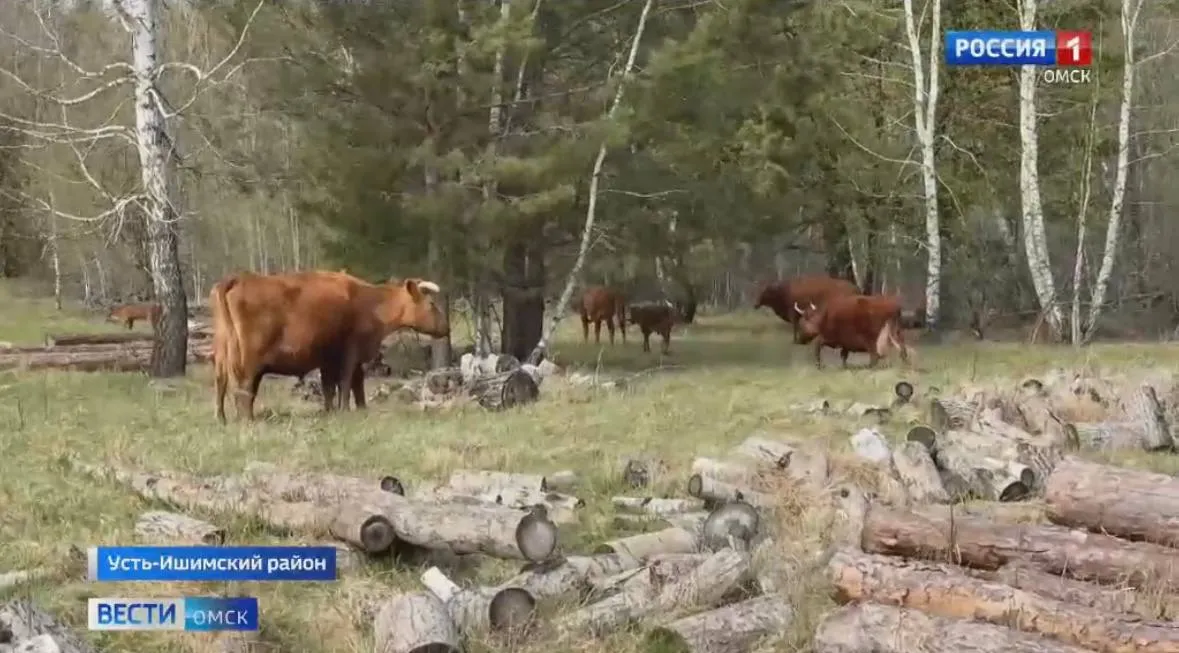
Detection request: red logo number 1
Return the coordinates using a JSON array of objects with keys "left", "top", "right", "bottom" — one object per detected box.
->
[{"left": 1056, "top": 31, "right": 1092, "bottom": 66}]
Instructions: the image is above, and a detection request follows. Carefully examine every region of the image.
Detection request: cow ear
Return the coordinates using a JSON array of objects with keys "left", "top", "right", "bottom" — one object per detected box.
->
[{"left": 403, "top": 278, "right": 422, "bottom": 298}]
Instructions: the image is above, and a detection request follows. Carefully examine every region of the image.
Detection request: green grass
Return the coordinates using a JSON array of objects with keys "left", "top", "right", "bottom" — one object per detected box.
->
[{"left": 3, "top": 279, "right": 1179, "bottom": 653}]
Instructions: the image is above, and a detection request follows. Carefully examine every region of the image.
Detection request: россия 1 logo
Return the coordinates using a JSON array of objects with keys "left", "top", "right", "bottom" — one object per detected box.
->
[{"left": 944, "top": 30, "right": 1092, "bottom": 84}]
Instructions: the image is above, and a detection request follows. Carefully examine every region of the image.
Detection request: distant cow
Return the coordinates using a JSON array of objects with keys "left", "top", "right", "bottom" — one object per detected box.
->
[
  {"left": 106, "top": 302, "right": 160, "bottom": 330},
  {"left": 796, "top": 294, "right": 911, "bottom": 369},
  {"left": 580, "top": 286, "right": 627, "bottom": 345},
  {"left": 210, "top": 270, "right": 448, "bottom": 423},
  {"left": 754, "top": 275, "right": 858, "bottom": 343},
  {"left": 628, "top": 300, "right": 676, "bottom": 354}
]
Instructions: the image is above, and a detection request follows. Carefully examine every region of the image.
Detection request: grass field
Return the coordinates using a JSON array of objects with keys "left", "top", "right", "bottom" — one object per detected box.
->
[{"left": 3, "top": 278, "right": 1179, "bottom": 653}]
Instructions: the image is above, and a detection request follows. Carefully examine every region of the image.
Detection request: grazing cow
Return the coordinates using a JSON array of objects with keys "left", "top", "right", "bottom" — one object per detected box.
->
[
  {"left": 580, "top": 286, "right": 627, "bottom": 345},
  {"left": 106, "top": 302, "right": 160, "bottom": 330},
  {"left": 628, "top": 300, "right": 676, "bottom": 354},
  {"left": 210, "top": 270, "right": 448, "bottom": 423},
  {"left": 795, "top": 294, "right": 911, "bottom": 369},
  {"left": 754, "top": 275, "right": 858, "bottom": 343}
]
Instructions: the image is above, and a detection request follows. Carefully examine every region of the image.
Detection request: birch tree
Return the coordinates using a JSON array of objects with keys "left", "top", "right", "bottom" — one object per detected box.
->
[
  {"left": 1083, "top": 0, "right": 1146, "bottom": 341},
  {"left": 1016, "top": 0, "right": 1063, "bottom": 338},
  {"left": 528, "top": 0, "right": 655, "bottom": 364},
  {"left": 901, "top": 0, "right": 942, "bottom": 330}
]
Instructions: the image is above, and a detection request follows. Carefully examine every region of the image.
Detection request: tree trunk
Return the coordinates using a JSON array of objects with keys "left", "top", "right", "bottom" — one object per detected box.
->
[
  {"left": 1045, "top": 457, "right": 1179, "bottom": 548},
  {"left": 861, "top": 504, "right": 1179, "bottom": 588},
  {"left": 500, "top": 237, "right": 545, "bottom": 361},
  {"left": 828, "top": 548, "right": 1179, "bottom": 653},
  {"left": 117, "top": 0, "right": 189, "bottom": 377},
  {"left": 814, "top": 603, "right": 1097, "bottom": 653},
  {"left": 643, "top": 594, "right": 794, "bottom": 653},
  {"left": 424, "top": 166, "right": 452, "bottom": 369}
]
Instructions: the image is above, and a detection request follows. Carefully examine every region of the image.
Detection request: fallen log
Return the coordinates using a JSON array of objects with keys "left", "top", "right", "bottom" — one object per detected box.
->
[
  {"left": 447, "top": 470, "right": 545, "bottom": 495},
  {"left": 689, "top": 457, "right": 758, "bottom": 485},
  {"left": 45, "top": 332, "right": 155, "bottom": 346},
  {"left": 930, "top": 397, "right": 979, "bottom": 431},
  {"left": 543, "top": 470, "right": 578, "bottom": 492},
  {"left": 134, "top": 510, "right": 226, "bottom": 545},
  {"left": 1123, "top": 385, "right": 1174, "bottom": 450},
  {"left": 933, "top": 430, "right": 1034, "bottom": 502},
  {"left": 500, "top": 553, "right": 641, "bottom": 600},
  {"left": 862, "top": 504, "right": 1179, "bottom": 588},
  {"left": 612, "top": 497, "right": 704, "bottom": 517},
  {"left": 988, "top": 563, "right": 1179, "bottom": 621},
  {"left": 459, "top": 352, "right": 520, "bottom": 384},
  {"left": 373, "top": 592, "right": 460, "bottom": 653},
  {"left": 0, "top": 344, "right": 213, "bottom": 372},
  {"left": 619, "top": 455, "right": 667, "bottom": 488},
  {"left": 466, "top": 368, "right": 539, "bottom": 410},
  {"left": 372, "top": 495, "right": 559, "bottom": 562},
  {"left": 813, "top": 602, "right": 1099, "bottom": 653},
  {"left": 0, "top": 601, "right": 97, "bottom": 653},
  {"left": 849, "top": 428, "right": 891, "bottom": 463},
  {"left": 1071, "top": 421, "right": 1149, "bottom": 450},
  {"left": 732, "top": 435, "right": 794, "bottom": 468},
  {"left": 889, "top": 441, "right": 950, "bottom": 504},
  {"left": 420, "top": 566, "right": 535, "bottom": 635},
  {"left": 687, "top": 474, "right": 774, "bottom": 510},
  {"left": 0, "top": 568, "right": 52, "bottom": 591},
  {"left": 700, "top": 501, "right": 761, "bottom": 552},
  {"left": 831, "top": 484, "right": 869, "bottom": 550},
  {"left": 586, "top": 553, "right": 714, "bottom": 599},
  {"left": 554, "top": 567, "right": 654, "bottom": 637},
  {"left": 1045, "top": 457, "right": 1179, "bottom": 548},
  {"left": 329, "top": 501, "right": 399, "bottom": 554},
  {"left": 595, "top": 526, "right": 699, "bottom": 559},
  {"left": 906, "top": 424, "right": 938, "bottom": 450},
  {"left": 827, "top": 547, "right": 1179, "bottom": 653},
  {"left": 643, "top": 594, "right": 794, "bottom": 653},
  {"left": 893, "top": 380, "right": 915, "bottom": 404},
  {"left": 1014, "top": 385, "right": 1079, "bottom": 448}
]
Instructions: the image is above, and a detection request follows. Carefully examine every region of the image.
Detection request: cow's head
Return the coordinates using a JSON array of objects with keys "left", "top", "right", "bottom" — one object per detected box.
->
[
  {"left": 384, "top": 278, "right": 449, "bottom": 338},
  {"left": 794, "top": 301, "right": 822, "bottom": 343}
]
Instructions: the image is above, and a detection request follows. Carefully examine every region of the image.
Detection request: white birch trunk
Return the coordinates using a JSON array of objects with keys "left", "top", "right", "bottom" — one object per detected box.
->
[
  {"left": 902, "top": 0, "right": 942, "bottom": 330},
  {"left": 527, "top": 0, "right": 656, "bottom": 364},
  {"left": 94, "top": 255, "right": 107, "bottom": 302},
  {"left": 117, "top": 0, "right": 189, "bottom": 376},
  {"left": 1084, "top": 0, "right": 1145, "bottom": 341},
  {"left": 1017, "top": 0, "right": 1063, "bottom": 338},
  {"left": 46, "top": 193, "right": 62, "bottom": 311},
  {"left": 1069, "top": 84, "right": 1101, "bottom": 345}
]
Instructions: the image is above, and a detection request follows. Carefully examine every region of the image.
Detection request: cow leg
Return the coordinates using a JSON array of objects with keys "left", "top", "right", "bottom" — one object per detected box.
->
[
  {"left": 812, "top": 339, "right": 824, "bottom": 369},
  {"left": 581, "top": 316, "right": 590, "bottom": 342},
  {"left": 350, "top": 368, "right": 367, "bottom": 410},
  {"left": 338, "top": 348, "right": 363, "bottom": 411},
  {"left": 791, "top": 318, "right": 800, "bottom": 344},
  {"left": 844, "top": 348, "right": 856, "bottom": 368},
  {"left": 606, "top": 317, "right": 616, "bottom": 345},
  {"left": 659, "top": 325, "right": 671, "bottom": 355},
  {"left": 594, "top": 319, "right": 602, "bottom": 344},
  {"left": 641, "top": 326, "right": 652, "bottom": 353},
  {"left": 320, "top": 366, "right": 342, "bottom": 413},
  {"left": 236, "top": 372, "right": 263, "bottom": 421},
  {"left": 618, "top": 312, "right": 627, "bottom": 344},
  {"left": 125, "top": 318, "right": 134, "bottom": 330},
  {"left": 215, "top": 369, "right": 230, "bottom": 424}
]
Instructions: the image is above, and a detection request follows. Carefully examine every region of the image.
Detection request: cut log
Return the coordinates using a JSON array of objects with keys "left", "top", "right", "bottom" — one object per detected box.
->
[
  {"left": 0, "top": 568, "right": 51, "bottom": 591},
  {"left": 595, "top": 526, "right": 698, "bottom": 560},
  {"left": 930, "top": 397, "right": 979, "bottom": 431},
  {"left": 989, "top": 563, "right": 1179, "bottom": 621},
  {"left": 543, "top": 470, "right": 578, "bottom": 492},
  {"left": 612, "top": 497, "right": 704, "bottom": 517},
  {"left": 329, "top": 502, "right": 398, "bottom": 554},
  {"left": 643, "top": 594, "right": 794, "bottom": 653},
  {"left": 376, "top": 497, "right": 559, "bottom": 562},
  {"left": 619, "top": 456, "right": 667, "bottom": 488},
  {"left": 613, "top": 513, "right": 659, "bottom": 529},
  {"left": 666, "top": 511, "right": 709, "bottom": 534},
  {"left": 687, "top": 474, "right": 773, "bottom": 510},
  {"left": 862, "top": 504, "right": 1179, "bottom": 588},
  {"left": 501, "top": 553, "right": 641, "bottom": 600},
  {"left": 459, "top": 352, "right": 521, "bottom": 383},
  {"left": 732, "top": 435, "right": 794, "bottom": 468},
  {"left": 44, "top": 332, "right": 154, "bottom": 346},
  {"left": 849, "top": 428, "right": 891, "bottom": 463},
  {"left": 423, "top": 368, "right": 464, "bottom": 395},
  {"left": 813, "top": 602, "right": 1099, "bottom": 653},
  {"left": 846, "top": 403, "right": 891, "bottom": 423},
  {"left": 1071, "top": 421, "right": 1148, "bottom": 450},
  {"left": 831, "top": 484, "right": 869, "bottom": 550},
  {"left": 689, "top": 457, "right": 757, "bottom": 485},
  {"left": 325, "top": 541, "right": 367, "bottom": 575},
  {"left": 134, "top": 510, "right": 226, "bottom": 545},
  {"left": 1123, "top": 384, "right": 1174, "bottom": 450},
  {"left": 827, "top": 547, "right": 1179, "bottom": 653},
  {"left": 587, "top": 553, "right": 715, "bottom": 599},
  {"left": 906, "top": 424, "right": 938, "bottom": 450},
  {"left": 420, "top": 566, "right": 535, "bottom": 635},
  {"left": 554, "top": 567, "right": 655, "bottom": 636},
  {"left": 379, "top": 476, "right": 406, "bottom": 495},
  {"left": 0, "top": 344, "right": 213, "bottom": 372},
  {"left": 894, "top": 380, "right": 915, "bottom": 404},
  {"left": 466, "top": 369, "right": 538, "bottom": 410},
  {"left": 890, "top": 441, "right": 950, "bottom": 504},
  {"left": 0, "top": 601, "right": 96, "bottom": 653},
  {"left": 447, "top": 470, "right": 545, "bottom": 495},
  {"left": 373, "top": 592, "right": 460, "bottom": 653},
  {"left": 1045, "top": 457, "right": 1179, "bottom": 548},
  {"left": 700, "top": 501, "right": 760, "bottom": 552},
  {"left": 1015, "top": 385, "right": 1079, "bottom": 448},
  {"left": 933, "top": 431, "right": 1034, "bottom": 501}
]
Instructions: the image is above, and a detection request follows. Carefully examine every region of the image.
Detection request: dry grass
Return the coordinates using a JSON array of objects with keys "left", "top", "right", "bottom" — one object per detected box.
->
[{"left": 4, "top": 280, "right": 1179, "bottom": 653}]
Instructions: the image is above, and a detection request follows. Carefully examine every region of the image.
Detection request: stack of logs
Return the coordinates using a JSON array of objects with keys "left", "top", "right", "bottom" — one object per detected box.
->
[
  {"left": 362, "top": 352, "right": 556, "bottom": 411},
  {"left": 0, "top": 328, "right": 213, "bottom": 373}
]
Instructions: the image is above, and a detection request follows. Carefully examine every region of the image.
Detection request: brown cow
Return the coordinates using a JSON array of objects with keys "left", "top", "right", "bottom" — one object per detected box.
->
[
  {"left": 628, "top": 300, "right": 675, "bottom": 354},
  {"left": 580, "top": 286, "right": 627, "bottom": 345},
  {"left": 106, "top": 302, "right": 160, "bottom": 330},
  {"left": 795, "top": 294, "right": 911, "bottom": 369},
  {"left": 210, "top": 270, "right": 448, "bottom": 423},
  {"left": 754, "top": 275, "right": 858, "bottom": 343}
]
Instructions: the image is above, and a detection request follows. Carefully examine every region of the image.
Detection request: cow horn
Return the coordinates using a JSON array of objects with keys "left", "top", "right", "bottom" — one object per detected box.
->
[
  {"left": 809, "top": 302, "right": 817, "bottom": 311},
  {"left": 418, "top": 280, "right": 441, "bottom": 294},
  {"left": 793, "top": 302, "right": 803, "bottom": 313}
]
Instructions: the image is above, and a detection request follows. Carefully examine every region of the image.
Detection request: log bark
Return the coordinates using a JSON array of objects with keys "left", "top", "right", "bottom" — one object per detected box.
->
[
  {"left": 619, "top": 456, "right": 667, "bottom": 488},
  {"left": 813, "top": 602, "right": 1099, "bottom": 653},
  {"left": 0, "top": 343, "right": 212, "bottom": 372},
  {"left": 329, "top": 502, "right": 398, "bottom": 554},
  {"left": 862, "top": 504, "right": 1179, "bottom": 588},
  {"left": 700, "top": 501, "right": 761, "bottom": 552},
  {"left": 554, "top": 568, "right": 654, "bottom": 636},
  {"left": 595, "top": 526, "right": 698, "bottom": 559},
  {"left": 644, "top": 594, "right": 794, "bottom": 653},
  {"left": 732, "top": 435, "right": 794, "bottom": 468},
  {"left": 373, "top": 592, "right": 460, "bottom": 653},
  {"left": 827, "top": 547, "right": 1179, "bottom": 653},
  {"left": 447, "top": 470, "right": 545, "bottom": 495},
  {"left": 933, "top": 430, "right": 1034, "bottom": 501},
  {"left": 1123, "top": 385, "right": 1174, "bottom": 450},
  {"left": 831, "top": 484, "right": 869, "bottom": 550},
  {"left": 1072, "top": 421, "right": 1147, "bottom": 450},
  {"left": 850, "top": 428, "right": 891, "bottom": 462},
  {"left": 1045, "top": 457, "right": 1179, "bottom": 548},
  {"left": 930, "top": 397, "right": 979, "bottom": 431},
  {"left": 543, "top": 470, "right": 578, "bottom": 492},
  {"left": 500, "top": 553, "right": 641, "bottom": 600},
  {"left": 728, "top": 435, "right": 829, "bottom": 487},
  {"left": 324, "top": 541, "right": 367, "bottom": 575},
  {"left": 689, "top": 457, "right": 757, "bottom": 485},
  {"left": 423, "top": 368, "right": 464, "bottom": 395},
  {"left": 890, "top": 441, "right": 950, "bottom": 503},
  {"left": 687, "top": 474, "right": 774, "bottom": 509},
  {"left": 371, "top": 494, "right": 559, "bottom": 562},
  {"left": 612, "top": 497, "right": 704, "bottom": 517},
  {"left": 44, "top": 332, "right": 156, "bottom": 346},
  {"left": 988, "top": 563, "right": 1179, "bottom": 620},
  {"left": 1015, "top": 385, "right": 1079, "bottom": 447},
  {"left": 0, "top": 568, "right": 51, "bottom": 591},
  {"left": 459, "top": 352, "right": 520, "bottom": 384},
  {"left": 134, "top": 510, "right": 225, "bottom": 545},
  {"left": 466, "top": 369, "right": 538, "bottom": 410},
  {"left": 420, "top": 566, "right": 535, "bottom": 635},
  {"left": 666, "top": 511, "right": 709, "bottom": 534},
  {"left": 0, "top": 601, "right": 96, "bottom": 653},
  {"left": 586, "top": 553, "right": 714, "bottom": 599}
]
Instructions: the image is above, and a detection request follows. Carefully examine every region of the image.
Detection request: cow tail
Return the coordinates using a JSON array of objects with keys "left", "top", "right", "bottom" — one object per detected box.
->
[
  {"left": 210, "top": 278, "right": 243, "bottom": 384},
  {"left": 877, "top": 314, "right": 913, "bottom": 365}
]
